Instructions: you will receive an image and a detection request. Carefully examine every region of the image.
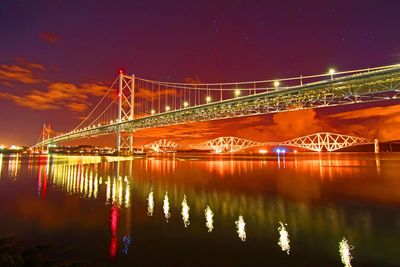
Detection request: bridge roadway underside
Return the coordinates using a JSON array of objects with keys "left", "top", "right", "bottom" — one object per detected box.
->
[{"left": 43, "top": 67, "right": 400, "bottom": 146}]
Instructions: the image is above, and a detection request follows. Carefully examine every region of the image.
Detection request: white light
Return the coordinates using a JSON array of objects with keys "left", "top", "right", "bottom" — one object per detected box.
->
[
  {"left": 234, "top": 89, "right": 241, "bottom": 97},
  {"left": 235, "top": 215, "right": 246, "bottom": 241},
  {"left": 98, "top": 123, "right": 101, "bottom": 127},
  {"left": 147, "top": 189, "right": 154, "bottom": 216},
  {"left": 110, "top": 120, "right": 113, "bottom": 124},
  {"left": 259, "top": 149, "right": 268, "bottom": 154},
  {"left": 165, "top": 106, "right": 170, "bottom": 111},
  {"left": 151, "top": 109, "right": 155, "bottom": 115},
  {"left": 183, "top": 101, "right": 189, "bottom": 107},
  {"left": 163, "top": 191, "right": 171, "bottom": 222},
  {"left": 276, "top": 149, "right": 281, "bottom": 153},
  {"left": 206, "top": 96, "right": 211, "bottom": 103},
  {"left": 274, "top": 81, "right": 280, "bottom": 87},
  {"left": 339, "top": 238, "right": 353, "bottom": 267},
  {"left": 329, "top": 68, "right": 336, "bottom": 75},
  {"left": 204, "top": 206, "right": 214, "bottom": 232},
  {"left": 278, "top": 222, "right": 290, "bottom": 255},
  {"left": 181, "top": 195, "right": 190, "bottom": 227}
]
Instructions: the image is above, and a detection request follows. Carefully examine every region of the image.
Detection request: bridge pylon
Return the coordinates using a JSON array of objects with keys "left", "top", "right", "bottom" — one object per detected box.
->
[
  {"left": 41, "top": 124, "right": 51, "bottom": 153},
  {"left": 117, "top": 71, "right": 135, "bottom": 154}
]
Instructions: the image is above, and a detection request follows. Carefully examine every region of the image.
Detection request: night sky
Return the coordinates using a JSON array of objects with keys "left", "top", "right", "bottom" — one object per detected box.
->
[{"left": 1, "top": 0, "right": 400, "bottom": 146}]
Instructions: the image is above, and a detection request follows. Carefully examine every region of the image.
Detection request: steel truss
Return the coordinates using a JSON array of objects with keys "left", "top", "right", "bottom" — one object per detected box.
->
[
  {"left": 279, "top": 132, "right": 371, "bottom": 152},
  {"left": 143, "top": 139, "right": 179, "bottom": 152},
  {"left": 203, "top": 137, "right": 264, "bottom": 153}
]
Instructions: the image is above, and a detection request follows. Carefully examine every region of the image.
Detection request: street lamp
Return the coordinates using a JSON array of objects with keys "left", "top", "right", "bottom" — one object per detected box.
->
[
  {"left": 234, "top": 89, "right": 241, "bottom": 98},
  {"left": 165, "top": 106, "right": 170, "bottom": 111},
  {"left": 183, "top": 101, "right": 189, "bottom": 108},
  {"left": 151, "top": 109, "right": 155, "bottom": 115},
  {"left": 206, "top": 96, "right": 211, "bottom": 103},
  {"left": 329, "top": 68, "right": 336, "bottom": 80},
  {"left": 274, "top": 81, "right": 280, "bottom": 89}
]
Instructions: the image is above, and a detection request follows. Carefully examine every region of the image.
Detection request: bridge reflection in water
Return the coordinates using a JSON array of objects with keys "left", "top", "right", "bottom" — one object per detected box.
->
[{"left": 1, "top": 153, "right": 399, "bottom": 266}]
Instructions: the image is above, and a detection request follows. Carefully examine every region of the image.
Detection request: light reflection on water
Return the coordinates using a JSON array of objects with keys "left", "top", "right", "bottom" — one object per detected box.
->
[
  {"left": 163, "top": 191, "right": 171, "bottom": 222},
  {"left": 181, "top": 194, "right": 190, "bottom": 227},
  {"left": 278, "top": 222, "right": 290, "bottom": 254},
  {"left": 0, "top": 153, "right": 399, "bottom": 266},
  {"left": 339, "top": 237, "right": 354, "bottom": 267},
  {"left": 204, "top": 205, "right": 214, "bottom": 232}
]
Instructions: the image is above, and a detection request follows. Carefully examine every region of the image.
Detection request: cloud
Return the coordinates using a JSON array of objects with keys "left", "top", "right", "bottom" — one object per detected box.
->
[
  {"left": 330, "top": 104, "right": 400, "bottom": 120},
  {"left": 40, "top": 32, "right": 60, "bottom": 43},
  {"left": 235, "top": 109, "right": 328, "bottom": 141},
  {"left": 0, "top": 82, "right": 109, "bottom": 111},
  {"left": 329, "top": 105, "right": 400, "bottom": 141},
  {"left": 0, "top": 61, "right": 45, "bottom": 85}
]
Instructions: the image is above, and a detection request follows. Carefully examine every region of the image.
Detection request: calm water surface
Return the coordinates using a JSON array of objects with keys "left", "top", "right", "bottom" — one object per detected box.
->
[{"left": 0, "top": 153, "right": 399, "bottom": 266}]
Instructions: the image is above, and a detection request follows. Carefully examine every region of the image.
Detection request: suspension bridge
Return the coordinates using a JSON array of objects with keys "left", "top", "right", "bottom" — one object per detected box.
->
[{"left": 32, "top": 63, "right": 400, "bottom": 153}]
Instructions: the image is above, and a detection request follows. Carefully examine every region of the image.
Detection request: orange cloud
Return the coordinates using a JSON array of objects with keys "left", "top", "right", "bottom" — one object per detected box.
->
[
  {"left": 330, "top": 104, "right": 400, "bottom": 120},
  {"left": 0, "top": 82, "right": 109, "bottom": 111},
  {"left": 329, "top": 104, "right": 400, "bottom": 141},
  {"left": 135, "top": 121, "right": 219, "bottom": 146},
  {"left": 0, "top": 61, "right": 45, "bottom": 85},
  {"left": 40, "top": 32, "right": 60, "bottom": 43},
  {"left": 235, "top": 109, "right": 328, "bottom": 141}
]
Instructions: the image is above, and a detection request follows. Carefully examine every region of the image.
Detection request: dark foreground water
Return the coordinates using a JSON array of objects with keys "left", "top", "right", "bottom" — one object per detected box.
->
[{"left": 0, "top": 153, "right": 399, "bottom": 266}]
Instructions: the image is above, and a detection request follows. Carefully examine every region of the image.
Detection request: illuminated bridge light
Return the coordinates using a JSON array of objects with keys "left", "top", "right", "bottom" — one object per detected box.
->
[
  {"left": 206, "top": 96, "right": 211, "bottom": 103},
  {"left": 165, "top": 106, "right": 170, "bottom": 112},
  {"left": 274, "top": 80, "right": 280, "bottom": 88},
  {"left": 204, "top": 206, "right": 214, "bottom": 232},
  {"left": 183, "top": 101, "right": 189, "bottom": 107},
  {"left": 234, "top": 89, "right": 241, "bottom": 97},
  {"left": 235, "top": 215, "right": 246, "bottom": 241},
  {"left": 339, "top": 238, "right": 353, "bottom": 267},
  {"left": 278, "top": 222, "right": 290, "bottom": 255}
]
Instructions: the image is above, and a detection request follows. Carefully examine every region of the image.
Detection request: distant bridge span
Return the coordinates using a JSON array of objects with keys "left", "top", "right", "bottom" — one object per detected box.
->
[
  {"left": 142, "top": 132, "right": 372, "bottom": 153},
  {"left": 33, "top": 64, "right": 400, "bottom": 151},
  {"left": 198, "top": 132, "right": 372, "bottom": 153}
]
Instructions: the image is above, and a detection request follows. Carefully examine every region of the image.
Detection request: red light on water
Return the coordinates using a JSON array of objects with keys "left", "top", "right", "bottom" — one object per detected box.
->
[{"left": 110, "top": 205, "right": 118, "bottom": 258}]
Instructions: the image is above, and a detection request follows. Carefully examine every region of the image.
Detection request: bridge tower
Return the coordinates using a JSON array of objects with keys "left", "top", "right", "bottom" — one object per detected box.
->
[
  {"left": 41, "top": 124, "right": 51, "bottom": 153},
  {"left": 117, "top": 71, "right": 135, "bottom": 154}
]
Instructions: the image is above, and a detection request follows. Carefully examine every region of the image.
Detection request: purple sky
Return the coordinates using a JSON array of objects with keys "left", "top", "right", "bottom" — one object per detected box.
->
[{"left": 1, "top": 1, "right": 400, "bottom": 146}]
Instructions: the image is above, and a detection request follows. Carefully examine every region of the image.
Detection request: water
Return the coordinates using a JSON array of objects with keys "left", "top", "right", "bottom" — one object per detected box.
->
[{"left": 0, "top": 153, "right": 399, "bottom": 266}]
